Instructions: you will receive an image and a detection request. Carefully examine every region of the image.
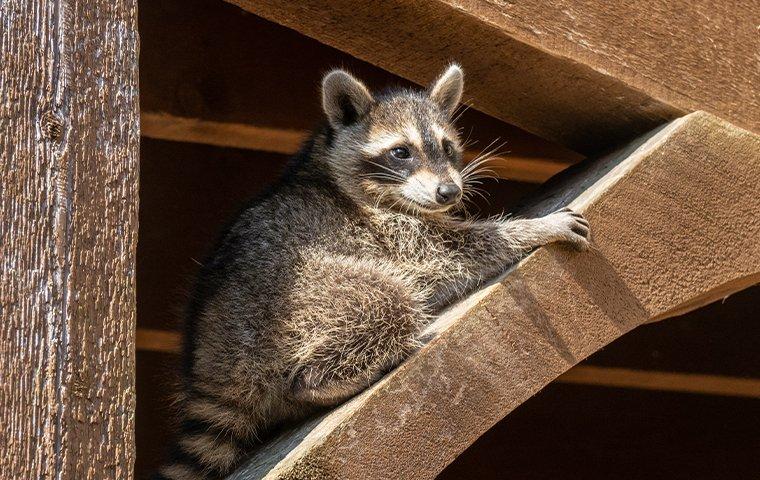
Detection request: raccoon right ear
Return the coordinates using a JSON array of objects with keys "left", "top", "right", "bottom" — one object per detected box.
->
[
  {"left": 428, "top": 64, "right": 464, "bottom": 117},
  {"left": 322, "top": 70, "right": 373, "bottom": 128}
]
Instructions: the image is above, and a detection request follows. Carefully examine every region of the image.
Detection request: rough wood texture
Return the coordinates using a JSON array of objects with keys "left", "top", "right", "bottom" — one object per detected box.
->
[
  {"left": 228, "top": 112, "right": 760, "bottom": 479},
  {"left": 228, "top": 0, "right": 758, "bottom": 153},
  {"left": 0, "top": 1, "right": 139, "bottom": 479}
]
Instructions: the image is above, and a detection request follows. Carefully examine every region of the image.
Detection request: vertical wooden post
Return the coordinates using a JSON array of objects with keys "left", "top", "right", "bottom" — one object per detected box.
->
[{"left": 1, "top": 0, "right": 139, "bottom": 478}]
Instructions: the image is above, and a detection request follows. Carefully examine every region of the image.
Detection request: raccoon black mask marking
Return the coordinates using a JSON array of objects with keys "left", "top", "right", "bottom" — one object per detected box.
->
[{"left": 155, "top": 64, "right": 590, "bottom": 480}]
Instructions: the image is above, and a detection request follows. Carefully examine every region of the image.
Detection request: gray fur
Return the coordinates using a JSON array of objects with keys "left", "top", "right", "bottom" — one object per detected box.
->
[{"left": 156, "top": 65, "right": 589, "bottom": 480}]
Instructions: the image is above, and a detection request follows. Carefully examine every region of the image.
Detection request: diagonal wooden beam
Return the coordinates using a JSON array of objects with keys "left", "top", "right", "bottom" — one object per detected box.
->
[
  {"left": 140, "top": 112, "right": 574, "bottom": 183},
  {"left": 227, "top": 0, "right": 758, "bottom": 154},
  {"left": 224, "top": 111, "right": 759, "bottom": 479}
]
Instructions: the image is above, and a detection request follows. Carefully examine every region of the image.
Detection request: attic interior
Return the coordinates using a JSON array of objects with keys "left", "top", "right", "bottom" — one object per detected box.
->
[{"left": 136, "top": 1, "right": 760, "bottom": 478}]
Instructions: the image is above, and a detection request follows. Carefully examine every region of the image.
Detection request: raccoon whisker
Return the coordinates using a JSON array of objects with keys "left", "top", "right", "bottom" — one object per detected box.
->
[
  {"left": 461, "top": 157, "right": 496, "bottom": 179},
  {"left": 462, "top": 166, "right": 498, "bottom": 180},
  {"left": 461, "top": 145, "right": 507, "bottom": 180},
  {"left": 462, "top": 188, "right": 491, "bottom": 205},
  {"left": 469, "top": 138, "right": 508, "bottom": 163},
  {"left": 471, "top": 137, "right": 502, "bottom": 158},
  {"left": 462, "top": 149, "right": 498, "bottom": 175},
  {"left": 360, "top": 173, "right": 403, "bottom": 183},
  {"left": 467, "top": 188, "right": 491, "bottom": 202},
  {"left": 462, "top": 183, "right": 490, "bottom": 199},
  {"left": 463, "top": 179, "right": 485, "bottom": 189},
  {"left": 451, "top": 100, "right": 473, "bottom": 124},
  {"left": 466, "top": 145, "right": 507, "bottom": 171},
  {"left": 374, "top": 188, "right": 392, "bottom": 210},
  {"left": 387, "top": 194, "right": 406, "bottom": 212},
  {"left": 462, "top": 169, "right": 498, "bottom": 184},
  {"left": 458, "top": 126, "right": 477, "bottom": 150},
  {"left": 363, "top": 159, "right": 405, "bottom": 180},
  {"left": 464, "top": 171, "right": 498, "bottom": 183}
]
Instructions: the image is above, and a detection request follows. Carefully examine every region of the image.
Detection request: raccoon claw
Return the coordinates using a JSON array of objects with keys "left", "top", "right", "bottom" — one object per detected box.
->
[{"left": 546, "top": 208, "right": 591, "bottom": 250}]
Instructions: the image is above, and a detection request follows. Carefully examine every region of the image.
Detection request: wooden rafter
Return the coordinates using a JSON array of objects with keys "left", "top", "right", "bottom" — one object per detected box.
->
[
  {"left": 141, "top": 112, "right": 574, "bottom": 183},
  {"left": 227, "top": 0, "right": 759, "bottom": 153}
]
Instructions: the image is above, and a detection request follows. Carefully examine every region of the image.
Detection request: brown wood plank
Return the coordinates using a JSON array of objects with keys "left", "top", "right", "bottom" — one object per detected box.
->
[
  {"left": 226, "top": 112, "right": 760, "bottom": 479},
  {"left": 228, "top": 0, "right": 758, "bottom": 153},
  {"left": 556, "top": 366, "right": 760, "bottom": 399},
  {"left": 135, "top": 329, "right": 181, "bottom": 355},
  {"left": 0, "top": 1, "right": 139, "bottom": 478},
  {"left": 140, "top": 112, "right": 572, "bottom": 183},
  {"left": 141, "top": 112, "right": 305, "bottom": 155}
]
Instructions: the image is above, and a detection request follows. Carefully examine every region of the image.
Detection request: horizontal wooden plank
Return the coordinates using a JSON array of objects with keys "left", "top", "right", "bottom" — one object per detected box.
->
[
  {"left": 141, "top": 112, "right": 572, "bottom": 183},
  {"left": 556, "top": 366, "right": 760, "bottom": 399},
  {"left": 228, "top": 0, "right": 758, "bottom": 153},
  {"left": 136, "top": 328, "right": 181, "bottom": 354},
  {"left": 141, "top": 112, "right": 304, "bottom": 154}
]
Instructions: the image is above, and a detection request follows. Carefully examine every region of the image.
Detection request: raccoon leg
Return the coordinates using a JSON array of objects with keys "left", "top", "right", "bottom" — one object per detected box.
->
[
  {"left": 287, "top": 254, "right": 428, "bottom": 406},
  {"left": 424, "top": 208, "right": 590, "bottom": 311},
  {"left": 496, "top": 208, "right": 590, "bottom": 253}
]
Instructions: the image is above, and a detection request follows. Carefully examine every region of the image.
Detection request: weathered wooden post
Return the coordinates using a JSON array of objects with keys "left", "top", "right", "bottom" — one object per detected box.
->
[{"left": 1, "top": 1, "right": 139, "bottom": 478}]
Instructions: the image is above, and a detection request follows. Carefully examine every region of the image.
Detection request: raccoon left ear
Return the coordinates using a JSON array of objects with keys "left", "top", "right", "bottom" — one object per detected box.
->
[
  {"left": 322, "top": 69, "right": 374, "bottom": 128},
  {"left": 428, "top": 64, "right": 464, "bottom": 117}
]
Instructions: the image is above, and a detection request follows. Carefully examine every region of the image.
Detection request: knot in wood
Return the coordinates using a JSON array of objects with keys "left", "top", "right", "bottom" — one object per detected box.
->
[{"left": 41, "top": 110, "right": 64, "bottom": 141}]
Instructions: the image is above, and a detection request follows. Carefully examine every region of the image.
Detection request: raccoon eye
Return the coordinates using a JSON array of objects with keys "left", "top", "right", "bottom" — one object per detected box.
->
[
  {"left": 443, "top": 141, "right": 454, "bottom": 156},
  {"left": 390, "top": 146, "right": 411, "bottom": 160}
]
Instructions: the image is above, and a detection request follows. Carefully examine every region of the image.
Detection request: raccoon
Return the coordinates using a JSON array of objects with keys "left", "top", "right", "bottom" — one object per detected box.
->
[{"left": 155, "top": 64, "right": 590, "bottom": 480}]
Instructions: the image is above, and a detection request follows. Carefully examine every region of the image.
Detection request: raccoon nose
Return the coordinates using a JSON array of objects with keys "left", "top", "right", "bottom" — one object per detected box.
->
[{"left": 435, "top": 183, "right": 462, "bottom": 205}]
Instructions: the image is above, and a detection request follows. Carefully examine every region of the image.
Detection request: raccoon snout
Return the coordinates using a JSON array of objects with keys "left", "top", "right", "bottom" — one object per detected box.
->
[{"left": 435, "top": 183, "right": 462, "bottom": 206}]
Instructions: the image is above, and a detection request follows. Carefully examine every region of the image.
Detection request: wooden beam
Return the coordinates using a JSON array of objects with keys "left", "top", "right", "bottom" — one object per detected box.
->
[
  {"left": 228, "top": 0, "right": 758, "bottom": 154},
  {"left": 1, "top": 1, "right": 139, "bottom": 478},
  {"left": 225, "top": 112, "right": 760, "bottom": 480},
  {"left": 556, "top": 366, "right": 760, "bottom": 399},
  {"left": 141, "top": 112, "right": 572, "bottom": 183},
  {"left": 135, "top": 329, "right": 760, "bottom": 399},
  {"left": 141, "top": 112, "right": 304, "bottom": 155},
  {"left": 136, "top": 328, "right": 181, "bottom": 354}
]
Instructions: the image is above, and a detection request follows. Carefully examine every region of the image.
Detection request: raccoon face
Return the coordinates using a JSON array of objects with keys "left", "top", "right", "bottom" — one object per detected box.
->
[{"left": 322, "top": 65, "right": 467, "bottom": 215}]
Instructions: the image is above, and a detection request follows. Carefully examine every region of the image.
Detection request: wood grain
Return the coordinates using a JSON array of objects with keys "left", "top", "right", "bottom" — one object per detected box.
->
[
  {"left": 0, "top": 1, "right": 139, "bottom": 478},
  {"left": 228, "top": 0, "right": 758, "bottom": 153}
]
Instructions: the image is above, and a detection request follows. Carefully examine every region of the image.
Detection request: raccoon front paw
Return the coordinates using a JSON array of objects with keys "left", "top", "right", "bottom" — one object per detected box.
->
[{"left": 544, "top": 207, "right": 590, "bottom": 250}]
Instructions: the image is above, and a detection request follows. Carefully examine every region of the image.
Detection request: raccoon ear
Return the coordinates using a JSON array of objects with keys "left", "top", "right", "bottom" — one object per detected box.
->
[
  {"left": 428, "top": 64, "right": 464, "bottom": 117},
  {"left": 322, "top": 70, "right": 373, "bottom": 128}
]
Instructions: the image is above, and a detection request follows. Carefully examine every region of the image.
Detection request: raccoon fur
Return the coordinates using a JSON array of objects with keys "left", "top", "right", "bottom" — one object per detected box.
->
[{"left": 155, "top": 64, "right": 590, "bottom": 480}]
